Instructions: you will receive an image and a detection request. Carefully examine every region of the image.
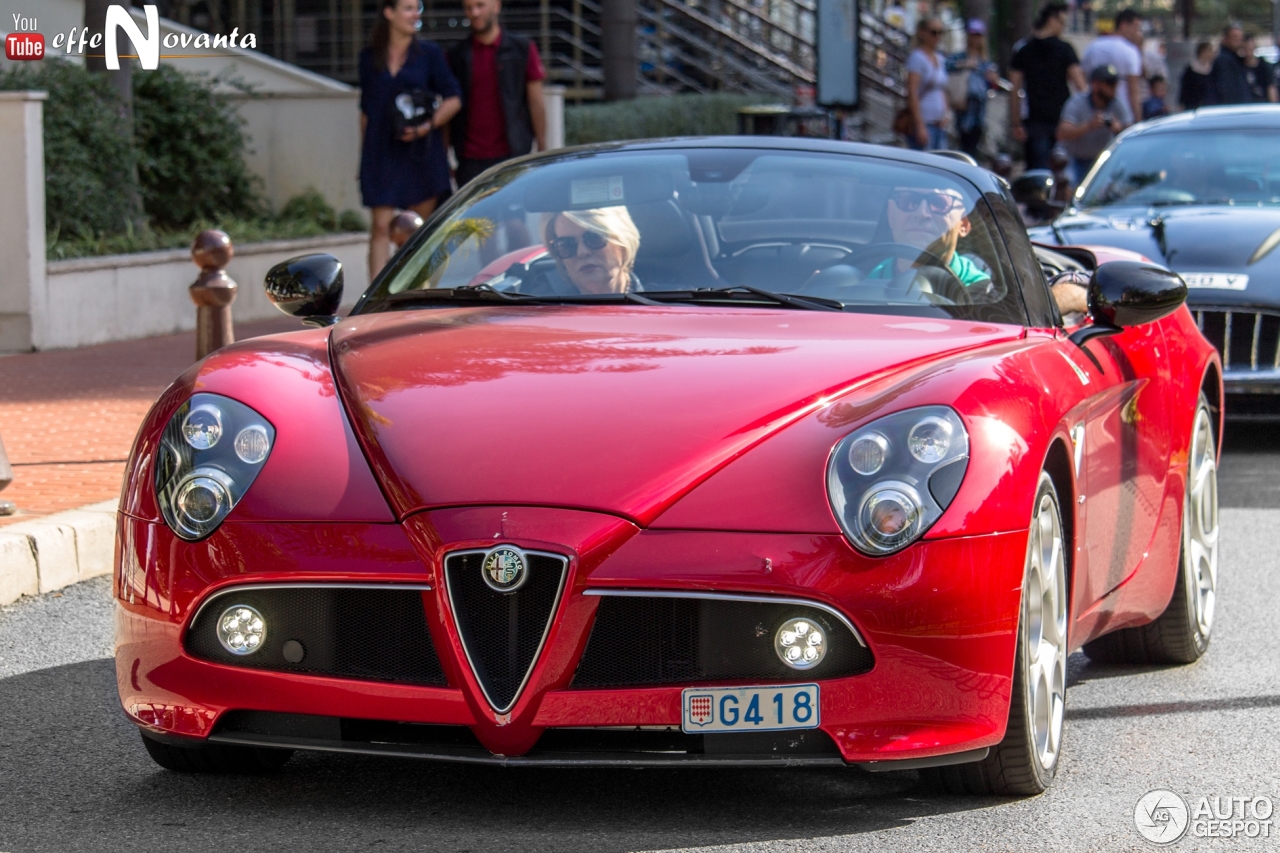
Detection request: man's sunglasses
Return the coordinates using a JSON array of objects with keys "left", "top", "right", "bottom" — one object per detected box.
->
[
  {"left": 926, "top": 28, "right": 944, "bottom": 35},
  {"left": 549, "top": 230, "right": 609, "bottom": 259},
  {"left": 890, "top": 190, "right": 964, "bottom": 215}
]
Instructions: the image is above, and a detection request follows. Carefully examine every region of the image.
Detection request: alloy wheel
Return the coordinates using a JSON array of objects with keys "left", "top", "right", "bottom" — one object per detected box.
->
[
  {"left": 1025, "top": 489, "right": 1068, "bottom": 771},
  {"left": 1186, "top": 404, "right": 1219, "bottom": 639}
]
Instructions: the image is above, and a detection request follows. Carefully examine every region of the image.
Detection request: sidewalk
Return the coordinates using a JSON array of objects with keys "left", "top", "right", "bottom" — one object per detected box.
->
[
  {"left": 0, "top": 317, "right": 299, "bottom": 528},
  {"left": 0, "top": 317, "right": 302, "bottom": 603}
]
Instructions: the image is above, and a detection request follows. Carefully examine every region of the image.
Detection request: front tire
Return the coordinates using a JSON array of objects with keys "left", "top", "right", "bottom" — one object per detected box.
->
[
  {"left": 140, "top": 731, "right": 293, "bottom": 774},
  {"left": 1083, "top": 395, "right": 1218, "bottom": 665},
  {"left": 922, "top": 472, "right": 1068, "bottom": 796}
]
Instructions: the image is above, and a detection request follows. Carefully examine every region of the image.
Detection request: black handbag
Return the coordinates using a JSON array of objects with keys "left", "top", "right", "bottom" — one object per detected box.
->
[{"left": 389, "top": 87, "right": 440, "bottom": 140}]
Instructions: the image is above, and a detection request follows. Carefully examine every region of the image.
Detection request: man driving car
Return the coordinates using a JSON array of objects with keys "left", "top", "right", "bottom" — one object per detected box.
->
[
  {"left": 867, "top": 184, "right": 993, "bottom": 289},
  {"left": 869, "top": 180, "right": 1089, "bottom": 316}
]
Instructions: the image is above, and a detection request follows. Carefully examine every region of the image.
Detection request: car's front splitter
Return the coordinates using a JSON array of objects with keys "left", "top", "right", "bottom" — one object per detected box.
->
[{"left": 115, "top": 509, "right": 1028, "bottom": 766}]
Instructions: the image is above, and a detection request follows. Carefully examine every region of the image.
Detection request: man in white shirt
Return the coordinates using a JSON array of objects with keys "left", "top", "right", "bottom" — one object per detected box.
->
[{"left": 1081, "top": 8, "right": 1144, "bottom": 122}]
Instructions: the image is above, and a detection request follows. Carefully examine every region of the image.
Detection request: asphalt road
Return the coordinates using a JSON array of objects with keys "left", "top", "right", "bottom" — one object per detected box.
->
[{"left": 1, "top": 423, "right": 1279, "bottom": 852}]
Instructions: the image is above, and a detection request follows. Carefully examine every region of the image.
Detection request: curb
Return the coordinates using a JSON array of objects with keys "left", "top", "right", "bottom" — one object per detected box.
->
[{"left": 0, "top": 501, "right": 116, "bottom": 605}]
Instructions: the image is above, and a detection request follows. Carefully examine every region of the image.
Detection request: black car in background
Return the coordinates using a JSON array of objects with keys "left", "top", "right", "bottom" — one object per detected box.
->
[{"left": 1029, "top": 105, "right": 1280, "bottom": 416}]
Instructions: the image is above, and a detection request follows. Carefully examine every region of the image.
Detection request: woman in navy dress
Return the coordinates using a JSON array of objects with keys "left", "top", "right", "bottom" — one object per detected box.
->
[{"left": 359, "top": 0, "right": 461, "bottom": 277}]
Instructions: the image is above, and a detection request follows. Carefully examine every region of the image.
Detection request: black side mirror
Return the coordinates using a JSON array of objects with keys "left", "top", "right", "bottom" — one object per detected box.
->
[
  {"left": 265, "top": 253, "right": 344, "bottom": 327},
  {"left": 1069, "top": 260, "right": 1187, "bottom": 347},
  {"left": 1011, "top": 169, "right": 1064, "bottom": 223},
  {"left": 1010, "top": 169, "right": 1055, "bottom": 207}
]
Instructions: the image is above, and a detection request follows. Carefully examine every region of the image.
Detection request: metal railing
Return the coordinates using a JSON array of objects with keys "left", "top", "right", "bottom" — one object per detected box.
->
[{"left": 157, "top": 0, "right": 912, "bottom": 137}]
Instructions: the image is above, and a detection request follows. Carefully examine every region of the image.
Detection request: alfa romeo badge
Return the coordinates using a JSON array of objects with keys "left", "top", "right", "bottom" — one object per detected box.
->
[{"left": 482, "top": 546, "right": 527, "bottom": 592}]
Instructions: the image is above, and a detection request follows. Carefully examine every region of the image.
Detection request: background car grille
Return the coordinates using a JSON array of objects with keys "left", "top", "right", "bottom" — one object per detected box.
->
[
  {"left": 571, "top": 595, "right": 874, "bottom": 688},
  {"left": 444, "top": 551, "right": 568, "bottom": 712},
  {"left": 186, "top": 586, "right": 446, "bottom": 686},
  {"left": 1193, "top": 308, "right": 1280, "bottom": 371}
]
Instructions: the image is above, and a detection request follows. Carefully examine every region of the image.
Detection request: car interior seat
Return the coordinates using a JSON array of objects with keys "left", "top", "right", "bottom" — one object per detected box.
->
[{"left": 629, "top": 200, "right": 720, "bottom": 289}]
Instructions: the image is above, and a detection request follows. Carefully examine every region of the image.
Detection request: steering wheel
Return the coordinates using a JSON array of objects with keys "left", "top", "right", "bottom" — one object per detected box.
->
[{"left": 799, "top": 242, "right": 970, "bottom": 305}]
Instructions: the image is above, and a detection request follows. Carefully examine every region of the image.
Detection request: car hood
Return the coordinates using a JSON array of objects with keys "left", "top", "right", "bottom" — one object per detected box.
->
[
  {"left": 330, "top": 306, "right": 1022, "bottom": 524},
  {"left": 1033, "top": 205, "right": 1280, "bottom": 305}
]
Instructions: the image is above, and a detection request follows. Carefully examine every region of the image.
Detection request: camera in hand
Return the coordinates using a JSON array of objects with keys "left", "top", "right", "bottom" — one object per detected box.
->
[{"left": 390, "top": 88, "right": 440, "bottom": 140}]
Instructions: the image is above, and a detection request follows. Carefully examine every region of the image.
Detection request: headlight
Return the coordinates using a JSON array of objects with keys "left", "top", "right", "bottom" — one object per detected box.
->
[
  {"left": 155, "top": 393, "right": 275, "bottom": 540},
  {"left": 827, "top": 406, "right": 968, "bottom": 556}
]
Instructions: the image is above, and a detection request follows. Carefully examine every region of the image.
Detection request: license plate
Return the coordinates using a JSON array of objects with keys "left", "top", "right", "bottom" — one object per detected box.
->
[
  {"left": 1182, "top": 272, "right": 1248, "bottom": 290},
  {"left": 681, "top": 684, "right": 819, "bottom": 733}
]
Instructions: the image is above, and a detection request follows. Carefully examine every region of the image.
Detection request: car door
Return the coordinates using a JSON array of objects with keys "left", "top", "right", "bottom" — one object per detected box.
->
[{"left": 1067, "top": 323, "right": 1173, "bottom": 606}]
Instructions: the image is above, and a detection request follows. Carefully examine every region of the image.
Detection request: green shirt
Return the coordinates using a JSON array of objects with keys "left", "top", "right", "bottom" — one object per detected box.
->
[{"left": 868, "top": 253, "right": 992, "bottom": 288}]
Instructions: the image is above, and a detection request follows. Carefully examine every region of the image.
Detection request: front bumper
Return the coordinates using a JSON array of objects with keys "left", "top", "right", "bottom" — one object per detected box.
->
[{"left": 115, "top": 508, "right": 1027, "bottom": 767}]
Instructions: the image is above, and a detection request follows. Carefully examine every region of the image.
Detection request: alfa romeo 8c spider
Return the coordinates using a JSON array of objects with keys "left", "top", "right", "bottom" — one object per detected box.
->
[{"left": 115, "top": 138, "right": 1221, "bottom": 796}]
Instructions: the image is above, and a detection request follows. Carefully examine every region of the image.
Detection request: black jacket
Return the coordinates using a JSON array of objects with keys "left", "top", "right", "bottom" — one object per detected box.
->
[
  {"left": 1206, "top": 47, "right": 1252, "bottom": 106},
  {"left": 447, "top": 32, "right": 536, "bottom": 159}
]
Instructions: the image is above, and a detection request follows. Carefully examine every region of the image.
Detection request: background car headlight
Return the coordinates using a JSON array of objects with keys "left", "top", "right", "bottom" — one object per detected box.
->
[
  {"left": 155, "top": 393, "right": 275, "bottom": 540},
  {"left": 827, "top": 406, "right": 969, "bottom": 556}
]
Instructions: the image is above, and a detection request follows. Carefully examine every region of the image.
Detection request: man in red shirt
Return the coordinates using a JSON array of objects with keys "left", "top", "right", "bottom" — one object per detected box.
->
[{"left": 448, "top": 0, "right": 548, "bottom": 186}]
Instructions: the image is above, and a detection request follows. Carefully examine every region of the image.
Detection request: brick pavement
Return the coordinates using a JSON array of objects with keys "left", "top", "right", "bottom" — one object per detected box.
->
[{"left": 0, "top": 317, "right": 300, "bottom": 526}]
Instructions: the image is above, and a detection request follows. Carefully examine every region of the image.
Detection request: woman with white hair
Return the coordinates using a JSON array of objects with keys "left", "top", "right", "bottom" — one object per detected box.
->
[{"left": 542, "top": 206, "right": 641, "bottom": 293}]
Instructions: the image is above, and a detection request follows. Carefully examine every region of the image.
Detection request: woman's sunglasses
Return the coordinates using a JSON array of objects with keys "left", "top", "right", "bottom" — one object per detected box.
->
[
  {"left": 549, "top": 230, "right": 609, "bottom": 259},
  {"left": 890, "top": 190, "right": 963, "bottom": 215}
]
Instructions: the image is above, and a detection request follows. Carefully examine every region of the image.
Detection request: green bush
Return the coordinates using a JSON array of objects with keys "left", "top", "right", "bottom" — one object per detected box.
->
[
  {"left": 564, "top": 93, "right": 779, "bottom": 145},
  {"left": 278, "top": 187, "right": 338, "bottom": 229},
  {"left": 1, "top": 60, "right": 364, "bottom": 259},
  {"left": 0, "top": 61, "right": 139, "bottom": 239},
  {"left": 132, "top": 65, "right": 262, "bottom": 229}
]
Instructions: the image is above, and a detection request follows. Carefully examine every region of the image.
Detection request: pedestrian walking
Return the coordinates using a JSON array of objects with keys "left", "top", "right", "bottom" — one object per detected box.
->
[
  {"left": 447, "top": 0, "right": 548, "bottom": 188},
  {"left": 1206, "top": 24, "right": 1252, "bottom": 105},
  {"left": 1057, "top": 64, "right": 1132, "bottom": 183},
  {"left": 904, "top": 17, "right": 951, "bottom": 151},
  {"left": 1178, "top": 41, "right": 1214, "bottom": 110},
  {"left": 1081, "top": 8, "right": 1144, "bottom": 125},
  {"left": 1009, "top": 2, "right": 1085, "bottom": 169},
  {"left": 1242, "top": 33, "right": 1278, "bottom": 103},
  {"left": 358, "top": 0, "right": 462, "bottom": 279},
  {"left": 947, "top": 19, "right": 1001, "bottom": 159}
]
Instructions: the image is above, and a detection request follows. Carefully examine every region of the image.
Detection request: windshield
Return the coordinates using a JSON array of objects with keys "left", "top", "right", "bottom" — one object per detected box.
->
[
  {"left": 356, "top": 148, "right": 1026, "bottom": 323},
  {"left": 1079, "top": 129, "right": 1280, "bottom": 208}
]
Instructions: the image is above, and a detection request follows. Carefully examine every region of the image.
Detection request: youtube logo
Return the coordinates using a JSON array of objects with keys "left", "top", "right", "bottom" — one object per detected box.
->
[{"left": 5, "top": 32, "right": 44, "bottom": 60}]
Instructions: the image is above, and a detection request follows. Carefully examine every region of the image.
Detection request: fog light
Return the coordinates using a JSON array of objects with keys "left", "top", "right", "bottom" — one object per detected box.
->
[
  {"left": 774, "top": 617, "right": 827, "bottom": 670},
  {"left": 217, "top": 604, "right": 266, "bottom": 655},
  {"left": 181, "top": 404, "right": 223, "bottom": 450}
]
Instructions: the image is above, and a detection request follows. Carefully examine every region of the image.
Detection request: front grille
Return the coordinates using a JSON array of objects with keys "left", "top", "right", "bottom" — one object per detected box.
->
[
  {"left": 186, "top": 586, "right": 447, "bottom": 686},
  {"left": 444, "top": 550, "right": 568, "bottom": 712},
  {"left": 1194, "top": 308, "right": 1280, "bottom": 371},
  {"left": 571, "top": 595, "right": 874, "bottom": 688}
]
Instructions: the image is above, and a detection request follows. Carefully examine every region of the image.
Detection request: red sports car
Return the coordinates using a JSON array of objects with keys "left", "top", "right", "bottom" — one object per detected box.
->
[{"left": 115, "top": 139, "right": 1221, "bottom": 795}]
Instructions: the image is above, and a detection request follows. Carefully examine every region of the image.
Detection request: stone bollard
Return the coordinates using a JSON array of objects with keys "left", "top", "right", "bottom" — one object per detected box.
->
[
  {"left": 0, "top": 428, "right": 13, "bottom": 515},
  {"left": 190, "top": 230, "right": 237, "bottom": 361},
  {"left": 389, "top": 210, "right": 425, "bottom": 250}
]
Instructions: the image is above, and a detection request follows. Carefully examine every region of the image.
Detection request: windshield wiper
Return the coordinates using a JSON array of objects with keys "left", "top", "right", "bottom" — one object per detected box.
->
[
  {"left": 385, "top": 286, "right": 637, "bottom": 306},
  {"left": 382, "top": 285, "right": 841, "bottom": 311},
  {"left": 642, "top": 286, "right": 843, "bottom": 311}
]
